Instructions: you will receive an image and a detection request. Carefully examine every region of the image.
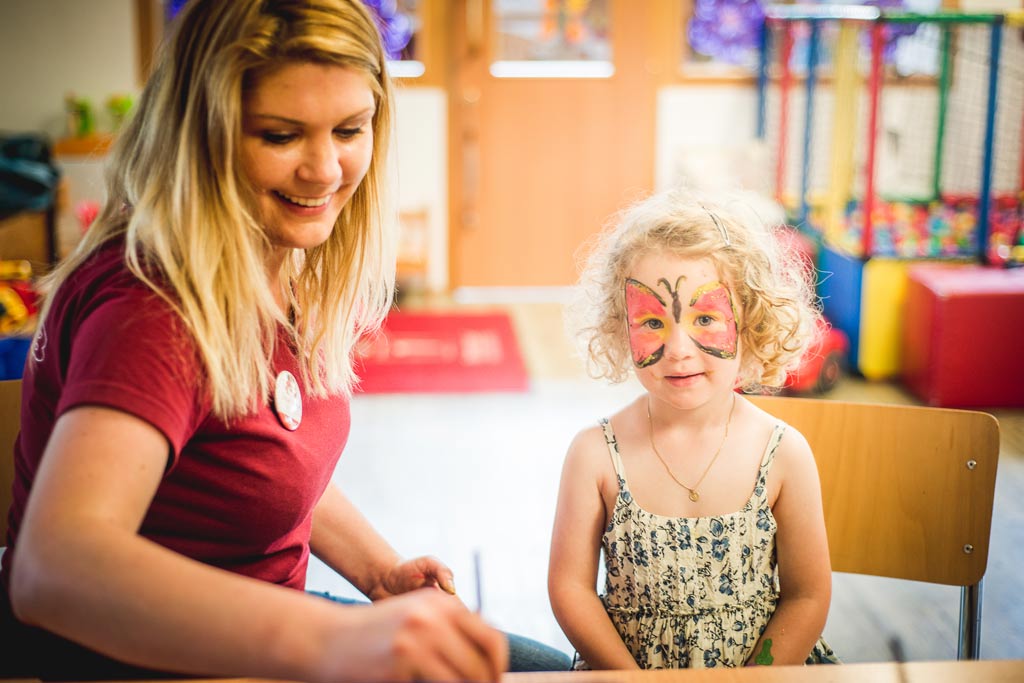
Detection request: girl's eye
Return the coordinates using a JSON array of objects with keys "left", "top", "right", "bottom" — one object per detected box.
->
[
  {"left": 642, "top": 318, "right": 665, "bottom": 330},
  {"left": 262, "top": 132, "right": 296, "bottom": 144},
  {"left": 695, "top": 314, "right": 717, "bottom": 327}
]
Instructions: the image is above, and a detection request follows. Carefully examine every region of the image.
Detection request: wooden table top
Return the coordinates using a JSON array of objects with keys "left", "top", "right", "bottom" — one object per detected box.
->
[
  {"left": 505, "top": 658, "right": 1024, "bottom": 682},
  {"left": 7, "top": 659, "right": 1022, "bottom": 683}
]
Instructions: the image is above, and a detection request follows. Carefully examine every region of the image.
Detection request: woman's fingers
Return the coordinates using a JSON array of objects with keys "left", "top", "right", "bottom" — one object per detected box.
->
[
  {"left": 415, "top": 555, "right": 457, "bottom": 595},
  {"left": 352, "top": 588, "right": 506, "bottom": 682},
  {"left": 400, "top": 591, "right": 504, "bottom": 681},
  {"left": 389, "top": 555, "right": 456, "bottom": 595}
]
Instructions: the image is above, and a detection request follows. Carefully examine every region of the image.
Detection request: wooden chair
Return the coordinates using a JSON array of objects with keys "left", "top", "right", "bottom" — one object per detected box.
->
[
  {"left": 749, "top": 395, "right": 999, "bottom": 661},
  {"left": 1, "top": 379, "right": 21, "bottom": 544}
]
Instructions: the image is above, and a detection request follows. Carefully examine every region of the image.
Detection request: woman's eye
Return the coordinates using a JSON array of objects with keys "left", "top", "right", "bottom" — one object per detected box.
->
[
  {"left": 642, "top": 318, "right": 664, "bottom": 330},
  {"left": 262, "top": 132, "right": 296, "bottom": 144},
  {"left": 335, "top": 126, "right": 364, "bottom": 139}
]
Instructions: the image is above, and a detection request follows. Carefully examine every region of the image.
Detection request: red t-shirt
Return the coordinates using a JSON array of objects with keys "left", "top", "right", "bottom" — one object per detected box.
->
[{"left": 1, "top": 239, "right": 350, "bottom": 675}]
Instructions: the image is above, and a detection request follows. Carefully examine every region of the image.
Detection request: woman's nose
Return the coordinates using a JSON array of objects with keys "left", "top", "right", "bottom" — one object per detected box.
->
[{"left": 297, "top": 138, "right": 342, "bottom": 187}]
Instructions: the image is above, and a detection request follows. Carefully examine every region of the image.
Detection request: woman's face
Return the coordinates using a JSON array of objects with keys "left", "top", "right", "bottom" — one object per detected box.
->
[{"left": 240, "top": 61, "right": 376, "bottom": 252}]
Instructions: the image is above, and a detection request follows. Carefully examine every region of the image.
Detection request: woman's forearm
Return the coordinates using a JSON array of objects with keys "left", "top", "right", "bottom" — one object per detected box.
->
[
  {"left": 310, "top": 484, "right": 401, "bottom": 599},
  {"left": 12, "top": 519, "right": 352, "bottom": 680}
]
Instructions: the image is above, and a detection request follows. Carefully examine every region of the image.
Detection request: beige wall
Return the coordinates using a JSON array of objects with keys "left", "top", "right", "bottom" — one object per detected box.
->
[{"left": 0, "top": 0, "right": 138, "bottom": 138}]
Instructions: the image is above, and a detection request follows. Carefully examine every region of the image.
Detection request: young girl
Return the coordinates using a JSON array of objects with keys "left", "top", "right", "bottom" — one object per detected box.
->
[{"left": 548, "top": 190, "right": 839, "bottom": 669}]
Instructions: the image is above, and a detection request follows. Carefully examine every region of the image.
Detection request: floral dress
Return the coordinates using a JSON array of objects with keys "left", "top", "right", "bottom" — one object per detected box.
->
[{"left": 574, "top": 419, "right": 839, "bottom": 670}]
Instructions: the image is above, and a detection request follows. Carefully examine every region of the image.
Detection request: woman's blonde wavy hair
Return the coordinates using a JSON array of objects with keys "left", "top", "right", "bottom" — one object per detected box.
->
[
  {"left": 37, "top": 0, "right": 396, "bottom": 420},
  {"left": 567, "top": 189, "right": 822, "bottom": 392}
]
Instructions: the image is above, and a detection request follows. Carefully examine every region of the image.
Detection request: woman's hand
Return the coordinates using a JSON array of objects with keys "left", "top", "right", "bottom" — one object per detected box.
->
[
  {"left": 315, "top": 588, "right": 507, "bottom": 683},
  {"left": 377, "top": 556, "right": 457, "bottom": 598}
]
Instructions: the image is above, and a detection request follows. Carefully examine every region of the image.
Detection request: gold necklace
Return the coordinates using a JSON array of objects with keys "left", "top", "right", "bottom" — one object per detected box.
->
[{"left": 646, "top": 393, "right": 736, "bottom": 502}]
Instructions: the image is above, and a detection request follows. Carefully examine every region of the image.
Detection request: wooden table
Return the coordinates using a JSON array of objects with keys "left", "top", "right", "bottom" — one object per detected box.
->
[
  {"left": 7, "top": 660, "right": 1022, "bottom": 683},
  {"left": 505, "top": 659, "right": 1024, "bottom": 682}
]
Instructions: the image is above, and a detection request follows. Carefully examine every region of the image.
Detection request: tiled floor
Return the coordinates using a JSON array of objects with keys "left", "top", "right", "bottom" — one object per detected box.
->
[{"left": 306, "top": 301, "right": 1024, "bottom": 665}]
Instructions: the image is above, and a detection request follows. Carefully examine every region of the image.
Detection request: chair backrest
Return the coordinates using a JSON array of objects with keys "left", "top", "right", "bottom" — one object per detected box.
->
[
  {"left": 750, "top": 395, "right": 999, "bottom": 585},
  {"left": 749, "top": 395, "right": 1000, "bottom": 659},
  {"left": 1, "top": 379, "right": 21, "bottom": 543}
]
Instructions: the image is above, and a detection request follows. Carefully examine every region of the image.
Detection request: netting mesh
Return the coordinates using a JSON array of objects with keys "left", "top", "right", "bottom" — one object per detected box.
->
[{"left": 759, "top": 16, "right": 1023, "bottom": 263}]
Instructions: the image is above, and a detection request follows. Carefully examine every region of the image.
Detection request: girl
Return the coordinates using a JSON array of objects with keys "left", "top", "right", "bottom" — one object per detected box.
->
[
  {"left": 548, "top": 190, "right": 839, "bottom": 669},
  {"left": 0, "top": 1, "right": 513, "bottom": 680}
]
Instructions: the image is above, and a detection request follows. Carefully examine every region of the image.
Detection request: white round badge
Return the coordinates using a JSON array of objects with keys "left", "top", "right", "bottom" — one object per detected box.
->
[{"left": 273, "top": 370, "right": 302, "bottom": 431}]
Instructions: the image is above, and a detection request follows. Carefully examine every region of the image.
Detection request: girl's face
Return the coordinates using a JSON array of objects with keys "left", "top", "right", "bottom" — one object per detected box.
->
[
  {"left": 240, "top": 62, "right": 376, "bottom": 253},
  {"left": 625, "top": 252, "right": 741, "bottom": 409}
]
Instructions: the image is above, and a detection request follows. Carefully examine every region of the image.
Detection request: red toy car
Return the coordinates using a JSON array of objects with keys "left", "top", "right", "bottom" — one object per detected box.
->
[{"left": 784, "top": 318, "right": 849, "bottom": 394}]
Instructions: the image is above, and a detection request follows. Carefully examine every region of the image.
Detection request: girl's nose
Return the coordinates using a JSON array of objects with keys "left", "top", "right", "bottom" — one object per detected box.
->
[
  {"left": 662, "top": 324, "right": 697, "bottom": 360},
  {"left": 297, "top": 137, "right": 342, "bottom": 187}
]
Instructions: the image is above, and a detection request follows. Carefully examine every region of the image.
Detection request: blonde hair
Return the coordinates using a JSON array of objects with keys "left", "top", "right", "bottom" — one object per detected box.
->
[
  {"left": 38, "top": 0, "right": 395, "bottom": 420},
  {"left": 567, "top": 189, "right": 821, "bottom": 391}
]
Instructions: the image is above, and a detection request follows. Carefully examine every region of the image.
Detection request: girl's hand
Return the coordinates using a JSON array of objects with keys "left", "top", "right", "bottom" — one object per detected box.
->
[
  {"left": 316, "top": 588, "right": 507, "bottom": 682},
  {"left": 377, "top": 556, "right": 457, "bottom": 598}
]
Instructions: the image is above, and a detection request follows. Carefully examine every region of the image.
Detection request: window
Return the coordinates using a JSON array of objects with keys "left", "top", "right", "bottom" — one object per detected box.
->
[{"left": 491, "top": 0, "right": 613, "bottom": 78}]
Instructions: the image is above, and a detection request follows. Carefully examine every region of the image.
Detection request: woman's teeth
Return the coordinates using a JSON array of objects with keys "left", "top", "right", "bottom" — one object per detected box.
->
[{"left": 275, "top": 191, "right": 331, "bottom": 207}]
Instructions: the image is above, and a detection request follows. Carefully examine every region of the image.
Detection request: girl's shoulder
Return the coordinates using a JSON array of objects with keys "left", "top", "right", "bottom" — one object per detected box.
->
[
  {"left": 564, "top": 398, "right": 645, "bottom": 483},
  {"left": 739, "top": 395, "right": 815, "bottom": 475}
]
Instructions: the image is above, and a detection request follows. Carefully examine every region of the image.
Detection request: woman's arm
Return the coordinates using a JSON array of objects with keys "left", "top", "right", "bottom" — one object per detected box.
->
[
  {"left": 310, "top": 484, "right": 456, "bottom": 599},
  {"left": 745, "top": 427, "right": 832, "bottom": 666},
  {"left": 11, "top": 406, "right": 505, "bottom": 682},
  {"left": 548, "top": 428, "right": 639, "bottom": 670}
]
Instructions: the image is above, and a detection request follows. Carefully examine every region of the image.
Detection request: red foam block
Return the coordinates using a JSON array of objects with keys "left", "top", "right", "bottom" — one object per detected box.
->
[{"left": 902, "top": 265, "right": 1024, "bottom": 408}]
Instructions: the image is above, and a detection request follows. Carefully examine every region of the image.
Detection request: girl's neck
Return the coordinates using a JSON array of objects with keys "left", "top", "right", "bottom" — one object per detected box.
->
[{"left": 648, "top": 391, "right": 737, "bottom": 433}]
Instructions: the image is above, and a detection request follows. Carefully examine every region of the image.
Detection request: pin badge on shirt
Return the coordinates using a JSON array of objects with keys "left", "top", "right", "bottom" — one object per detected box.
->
[{"left": 273, "top": 370, "right": 302, "bottom": 431}]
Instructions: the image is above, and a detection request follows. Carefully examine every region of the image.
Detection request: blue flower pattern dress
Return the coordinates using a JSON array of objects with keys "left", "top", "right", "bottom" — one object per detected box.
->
[{"left": 574, "top": 419, "right": 838, "bottom": 669}]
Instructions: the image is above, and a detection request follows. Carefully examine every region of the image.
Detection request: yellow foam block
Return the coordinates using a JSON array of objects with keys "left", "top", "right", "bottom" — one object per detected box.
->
[{"left": 859, "top": 258, "right": 972, "bottom": 380}]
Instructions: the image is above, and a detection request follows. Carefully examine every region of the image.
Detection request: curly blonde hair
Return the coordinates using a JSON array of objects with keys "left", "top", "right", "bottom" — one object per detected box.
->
[{"left": 567, "top": 189, "right": 821, "bottom": 391}]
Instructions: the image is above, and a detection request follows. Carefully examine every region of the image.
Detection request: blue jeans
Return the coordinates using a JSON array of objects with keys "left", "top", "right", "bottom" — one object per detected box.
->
[{"left": 308, "top": 590, "right": 571, "bottom": 672}]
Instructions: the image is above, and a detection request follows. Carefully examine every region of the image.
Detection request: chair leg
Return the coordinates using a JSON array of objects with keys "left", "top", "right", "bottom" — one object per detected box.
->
[{"left": 958, "top": 579, "right": 983, "bottom": 660}]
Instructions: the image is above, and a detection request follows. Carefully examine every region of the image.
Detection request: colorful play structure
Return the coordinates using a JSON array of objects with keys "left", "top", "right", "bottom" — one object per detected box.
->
[{"left": 756, "top": 5, "right": 1024, "bottom": 407}]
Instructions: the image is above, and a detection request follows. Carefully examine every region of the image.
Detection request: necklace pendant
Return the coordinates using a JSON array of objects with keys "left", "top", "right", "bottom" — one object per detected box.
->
[{"left": 688, "top": 490, "right": 700, "bottom": 502}]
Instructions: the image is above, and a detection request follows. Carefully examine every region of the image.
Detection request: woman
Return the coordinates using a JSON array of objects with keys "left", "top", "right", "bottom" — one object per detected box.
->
[{"left": 1, "top": 1, "right": 560, "bottom": 679}]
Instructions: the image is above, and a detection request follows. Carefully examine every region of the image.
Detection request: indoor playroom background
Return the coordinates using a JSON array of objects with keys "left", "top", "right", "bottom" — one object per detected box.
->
[{"left": 1, "top": 0, "right": 1023, "bottom": 667}]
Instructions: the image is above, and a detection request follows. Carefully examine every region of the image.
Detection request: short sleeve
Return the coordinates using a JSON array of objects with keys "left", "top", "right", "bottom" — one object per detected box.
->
[{"left": 57, "top": 287, "right": 209, "bottom": 462}]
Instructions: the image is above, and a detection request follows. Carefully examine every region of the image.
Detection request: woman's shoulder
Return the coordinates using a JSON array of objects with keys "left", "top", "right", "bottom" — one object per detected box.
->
[{"left": 56, "top": 238, "right": 169, "bottom": 308}]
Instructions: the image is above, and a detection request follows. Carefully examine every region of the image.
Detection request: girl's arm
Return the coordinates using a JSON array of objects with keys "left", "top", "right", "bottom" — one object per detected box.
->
[
  {"left": 310, "top": 484, "right": 457, "bottom": 599},
  {"left": 11, "top": 406, "right": 506, "bottom": 682},
  {"left": 746, "top": 427, "right": 832, "bottom": 666},
  {"left": 548, "top": 428, "right": 639, "bottom": 670}
]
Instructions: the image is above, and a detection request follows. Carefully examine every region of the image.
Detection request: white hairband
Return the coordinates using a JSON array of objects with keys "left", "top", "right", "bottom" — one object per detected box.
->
[{"left": 701, "top": 205, "right": 731, "bottom": 247}]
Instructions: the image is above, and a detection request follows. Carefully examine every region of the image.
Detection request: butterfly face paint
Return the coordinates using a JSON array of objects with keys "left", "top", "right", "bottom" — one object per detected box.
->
[
  {"left": 625, "top": 278, "right": 671, "bottom": 367},
  {"left": 625, "top": 275, "right": 738, "bottom": 367},
  {"left": 687, "top": 281, "right": 739, "bottom": 359}
]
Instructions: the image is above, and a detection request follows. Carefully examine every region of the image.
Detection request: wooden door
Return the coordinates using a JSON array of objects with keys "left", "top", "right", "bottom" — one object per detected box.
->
[{"left": 449, "top": 0, "right": 667, "bottom": 288}]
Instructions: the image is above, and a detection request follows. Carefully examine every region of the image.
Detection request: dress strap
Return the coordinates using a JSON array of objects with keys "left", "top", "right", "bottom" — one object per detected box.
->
[
  {"left": 598, "top": 418, "right": 626, "bottom": 482},
  {"left": 759, "top": 422, "right": 787, "bottom": 471},
  {"left": 749, "top": 422, "right": 786, "bottom": 508}
]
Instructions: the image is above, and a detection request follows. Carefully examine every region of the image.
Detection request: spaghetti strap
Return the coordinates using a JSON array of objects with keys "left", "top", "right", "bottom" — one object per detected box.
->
[
  {"left": 759, "top": 422, "right": 787, "bottom": 470},
  {"left": 598, "top": 418, "right": 626, "bottom": 482}
]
